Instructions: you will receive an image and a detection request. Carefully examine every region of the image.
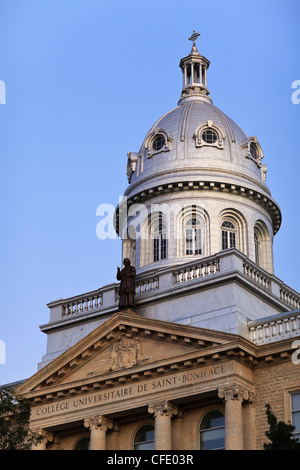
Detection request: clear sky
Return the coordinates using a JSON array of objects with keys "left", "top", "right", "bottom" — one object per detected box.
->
[{"left": 0, "top": 0, "right": 299, "bottom": 385}]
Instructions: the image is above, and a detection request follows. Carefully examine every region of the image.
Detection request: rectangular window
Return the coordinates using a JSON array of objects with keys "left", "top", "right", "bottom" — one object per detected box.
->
[
  {"left": 194, "top": 228, "right": 202, "bottom": 255},
  {"left": 161, "top": 237, "right": 167, "bottom": 260},
  {"left": 229, "top": 231, "right": 236, "bottom": 248},
  {"left": 291, "top": 393, "right": 300, "bottom": 443},
  {"left": 222, "top": 230, "right": 228, "bottom": 250},
  {"left": 186, "top": 228, "right": 193, "bottom": 255},
  {"left": 153, "top": 236, "right": 159, "bottom": 262}
]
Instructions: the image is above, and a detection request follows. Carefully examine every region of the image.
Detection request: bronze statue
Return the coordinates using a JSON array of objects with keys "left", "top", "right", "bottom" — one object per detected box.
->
[{"left": 116, "top": 258, "right": 136, "bottom": 310}]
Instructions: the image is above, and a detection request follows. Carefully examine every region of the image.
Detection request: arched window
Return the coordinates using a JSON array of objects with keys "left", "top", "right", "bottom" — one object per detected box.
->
[
  {"left": 254, "top": 230, "right": 260, "bottom": 265},
  {"left": 74, "top": 437, "right": 90, "bottom": 450},
  {"left": 185, "top": 217, "right": 202, "bottom": 255},
  {"left": 200, "top": 411, "right": 225, "bottom": 450},
  {"left": 221, "top": 221, "right": 237, "bottom": 250},
  {"left": 253, "top": 221, "right": 273, "bottom": 272},
  {"left": 152, "top": 216, "right": 167, "bottom": 262},
  {"left": 134, "top": 425, "right": 155, "bottom": 450}
]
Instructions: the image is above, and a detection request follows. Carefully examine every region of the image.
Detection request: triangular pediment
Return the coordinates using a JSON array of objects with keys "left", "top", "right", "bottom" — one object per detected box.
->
[{"left": 16, "top": 311, "right": 249, "bottom": 399}]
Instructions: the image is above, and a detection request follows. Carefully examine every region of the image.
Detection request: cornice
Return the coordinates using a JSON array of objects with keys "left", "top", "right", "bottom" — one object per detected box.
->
[{"left": 117, "top": 179, "right": 281, "bottom": 235}]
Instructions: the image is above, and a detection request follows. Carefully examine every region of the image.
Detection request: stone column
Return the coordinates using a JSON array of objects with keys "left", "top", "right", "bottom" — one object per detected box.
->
[
  {"left": 84, "top": 416, "right": 113, "bottom": 450},
  {"left": 148, "top": 400, "right": 178, "bottom": 450},
  {"left": 218, "top": 384, "right": 249, "bottom": 450},
  {"left": 243, "top": 392, "right": 256, "bottom": 450},
  {"left": 31, "top": 429, "right": 53, "bottom": 450}
]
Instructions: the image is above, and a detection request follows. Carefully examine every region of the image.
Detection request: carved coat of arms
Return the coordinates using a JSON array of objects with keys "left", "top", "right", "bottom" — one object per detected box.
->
[{"left": 109, "top": 333, "right": 150, "bottom": 371}]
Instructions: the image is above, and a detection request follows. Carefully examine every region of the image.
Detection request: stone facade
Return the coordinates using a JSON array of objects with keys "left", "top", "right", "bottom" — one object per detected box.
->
[{"left": 16, "top": 310, "right": 300, "bottom": 450}]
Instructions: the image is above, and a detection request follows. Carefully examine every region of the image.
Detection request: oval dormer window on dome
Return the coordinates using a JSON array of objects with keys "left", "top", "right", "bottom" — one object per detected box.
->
[
  {"left": 194, "top": 120, "right": 225, "bottom": 149},
  {"left": 152, "top": 135, "right": 165, "bottom": 151},
  {"left": 145, "top": 128, "right": 173, "bottom": 158},
  {"left": 250, "top": 142, "right": 257, "bottom": 160},
  {"left": 241, "top": 136, "right": 264, "bottom": 168},
  {"left": 202, "top": 129, "right": 218, "bottom": 144}
]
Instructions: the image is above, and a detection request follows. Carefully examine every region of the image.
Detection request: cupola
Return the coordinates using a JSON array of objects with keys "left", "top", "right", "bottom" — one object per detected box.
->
[{"left": 178, "top": 31, "right": 211, "bottom": 105}]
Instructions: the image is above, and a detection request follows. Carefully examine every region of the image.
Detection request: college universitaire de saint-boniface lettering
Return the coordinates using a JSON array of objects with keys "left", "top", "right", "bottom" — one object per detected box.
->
[{"left": 33, "top": 362, "right": 231, "bottom": 419}]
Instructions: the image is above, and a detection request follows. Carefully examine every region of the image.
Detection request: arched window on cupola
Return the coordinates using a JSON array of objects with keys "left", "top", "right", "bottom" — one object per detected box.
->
[
  {"left": 253, "top": 221, "right": 273, "bottom": 273},
  {"left": 185, "top": 217, "right": 202, "bottom": 255},
  {"left": 254, "top": 229, "right": 260, "bottom": 265},
  {"left": 219, "top": 209, "right": 247, "bottom": 256},
  {"left": 152, "top": 215, "right": 167, "bottom": 262},
  {"left": 177, "top": 205, "right": 209, "bottom": 258},
  {"left": 221, "top": 220, "right": 237, "bottom": 250},
  {"left": 140, "top": 211, "right": 168, "bottom": 267}
]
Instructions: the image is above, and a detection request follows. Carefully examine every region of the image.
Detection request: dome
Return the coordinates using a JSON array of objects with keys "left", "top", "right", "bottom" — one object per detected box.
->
[
  {"left": 118, "top": 34, "right": 281, "bottom": 278},
  {"left": 126, "top": 100, "right": 268, "bottom": 197}
]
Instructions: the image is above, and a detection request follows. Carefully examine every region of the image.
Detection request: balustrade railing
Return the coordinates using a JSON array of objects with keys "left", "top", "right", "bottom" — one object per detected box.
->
[
  {"left": 52, "top": 250, "right": 299, "bottom": 321},
  {"left": 243, "top": 261, "right": 271, "bottom": 291},
  {"left": 135, "top": 277, "right": 159, "bottom": 296},
  {"left": 173, "top": 258, "right": 220, "bottom": 284},
  {"left": 280, "top": 288, "right": 300, "bottom": 310},
  {"left": 249, "top": 313, "right": 300, "bottom": 345},
  {"left": 63, "top": 291, "right": 103, "bottom": 317}
]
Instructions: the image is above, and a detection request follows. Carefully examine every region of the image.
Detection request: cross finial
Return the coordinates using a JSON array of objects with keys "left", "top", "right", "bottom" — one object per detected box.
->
[{"left": 188, "top": 30, "right": 200, "bottom": 46}]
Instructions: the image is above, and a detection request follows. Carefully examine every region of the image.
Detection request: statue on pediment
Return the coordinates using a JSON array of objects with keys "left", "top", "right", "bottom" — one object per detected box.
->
[{"left": 116, "top": 258, "right": 136, "bottom": 310}]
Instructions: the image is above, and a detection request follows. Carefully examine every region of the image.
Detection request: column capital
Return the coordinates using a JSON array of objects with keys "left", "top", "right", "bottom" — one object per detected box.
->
[
  {"left": 218, "top": 384, "right": 249, "bottom": 403},
  {"left": 37, "top": 428, "right": 54, "bottom": 443},
  {"left": 84, "top": 415, "right": 113, "bottom": 432},
  {"left": 148, "top": 400, "right": 178, "bottom": 418}
]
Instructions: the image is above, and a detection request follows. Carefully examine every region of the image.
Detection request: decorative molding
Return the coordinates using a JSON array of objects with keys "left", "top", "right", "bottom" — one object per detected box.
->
[
  {"left": 117, "top": 180, "right": 281, "bottom": 235},
  {"left": 109, "top": 333, "right": 152, "bottom": 371},
  {"left": 148, "top": 400, "right": 179, "bottom": 418},
  {"left": 194, "top": 120, "right": 226, "bottom": 149},
  {"left": 145, "top": 128, "right": 173, "bottom": 158},
  {"left": 218, "top": 384, "right": 249, "bottom": 402},
  {"left": 84, "top": 415, "right": 114, "bottom": 432},
  {"left": 127, "top": 152, "right": 138, "bottom": 183},
  {"left": 241, "top": 136, "right": 264, "bottom": 168}
]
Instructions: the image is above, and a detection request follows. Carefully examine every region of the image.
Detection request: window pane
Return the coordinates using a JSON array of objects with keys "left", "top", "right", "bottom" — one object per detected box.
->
[
  {"left": 292, "top": 411, "right": 300, "bottom": 434},
  {"left": 186, "top": 228, "right": 193, "bottom": 255},
  {"left": 201, "top": 411, "right": 225, "bottom": 430},
  {"left": 200, "top": 428, "right": 225, "bottom": 450},
  {"left": 153, "top": 237, "right": 159, "bottom": 262},
  {"left": 229, "top": 231, "right": 236, "bottom": 248},
  {"left": 222, "top": 230, "right": 228, "bottom": 250},
  {"left": 195, "top": 228, "right": 202, "bottom": 254},
  {"left": 202, "top": 130, "right": 217, "bottom": 144},
  {"left": 221, "top": 221, "right": 235, "bottom": 229},
  {"left": 135, "top": 441, "right": 155, "bottom": 450},
  {"left": 161, "top": 238, "right": 167, "bottom": 260},
  {"left": 134, "top": 425, "right": 155, "bottom": 450},
  {"left": 292, "top": 393, "right": 300, "bottom": 411},
  {"left": 74, "top": 438, "right": 90, "bottom": 450}
]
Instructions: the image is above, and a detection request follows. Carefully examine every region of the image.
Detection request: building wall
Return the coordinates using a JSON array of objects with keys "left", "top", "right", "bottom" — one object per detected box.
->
[{"left": 253, "top": 360, "right": 300, "bottom": 449}]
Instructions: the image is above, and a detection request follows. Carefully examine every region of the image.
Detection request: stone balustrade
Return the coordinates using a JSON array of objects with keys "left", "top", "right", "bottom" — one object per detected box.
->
[
  {"left": 135, "top": 276, "right": 159, "bottom": 295},
  {"left": 249, "top": 311, "right": 300, "bottom": 345},
  {"left": 243, "top": 261, "right": 271, "bottom": 291},
  {"left": 173, "top": 257, "right": 220, "bottom": 284},
  {"left": 46, "top": 249, "right": 300, "bottom": 329}
]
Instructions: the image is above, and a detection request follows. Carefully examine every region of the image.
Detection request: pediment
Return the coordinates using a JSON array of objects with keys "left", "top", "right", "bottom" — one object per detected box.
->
[{"left": 17, "top": 311, "right": 243, "bottom": 398}]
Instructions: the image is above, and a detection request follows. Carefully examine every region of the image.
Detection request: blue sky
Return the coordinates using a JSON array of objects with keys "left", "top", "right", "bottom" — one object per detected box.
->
[{"left": 0, "top": 0, "right": 299, "bottom": 385}]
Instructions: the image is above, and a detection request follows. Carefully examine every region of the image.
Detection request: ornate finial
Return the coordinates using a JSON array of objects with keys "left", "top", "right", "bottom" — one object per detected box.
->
[{"left": 188, "top": 30, "right": 200, "bottom": 47}]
